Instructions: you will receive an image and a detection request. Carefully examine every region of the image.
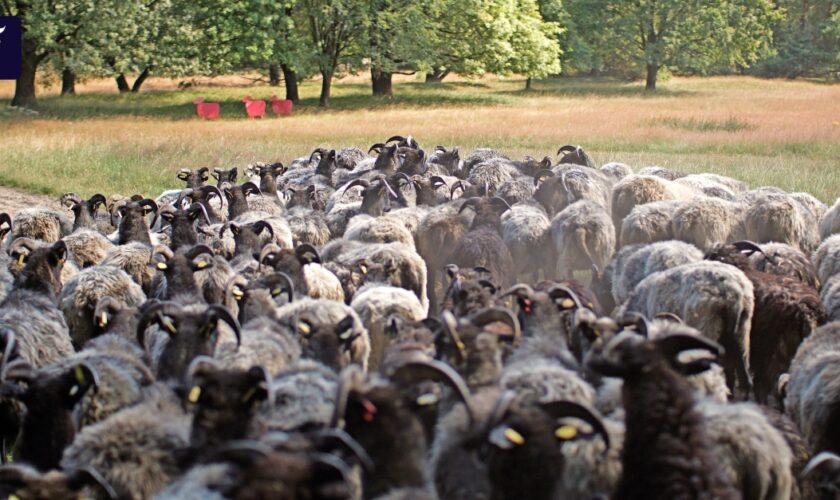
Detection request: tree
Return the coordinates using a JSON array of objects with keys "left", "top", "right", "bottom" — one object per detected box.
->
[
  {"left": 297, "top": 0, "right": 368, "bottom": 106},
  {"left": 505, "top": 0, "right": 563, "bottom": 89},
  {"left": 566, "top": 0, "right": 781, "bottom": 89}
]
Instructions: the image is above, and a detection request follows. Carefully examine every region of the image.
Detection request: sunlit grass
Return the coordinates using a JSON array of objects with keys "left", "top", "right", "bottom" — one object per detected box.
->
[{"left": 0, "top": 75, "right": 838, "bottom": 202}]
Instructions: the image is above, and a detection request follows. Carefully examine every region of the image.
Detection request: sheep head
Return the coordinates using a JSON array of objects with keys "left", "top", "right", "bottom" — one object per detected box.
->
[
  {"left": 117, "top": 198, "right": 158, "bottom": 246},
  {"left": 177, "top": 167, "right": 210, "bottom": 189},
  {"left": 14, "top": 240, "right": 67, "bottom": 299},
  {"left": 212, "top": 167, "right": 238, "bottom": 187},
  {"left": 149, "top": 245, "right": 215, "bottom": 301},
  {"left": 224, "top": 182, "right": 261, "bottom": 219},
  {"left": 557, "top": 145, "right": 595, "bottom": 168}
]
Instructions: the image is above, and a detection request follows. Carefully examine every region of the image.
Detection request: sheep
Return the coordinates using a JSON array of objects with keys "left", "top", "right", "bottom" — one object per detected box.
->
[
  {"left": 620, "top": 260, "right": 755, "bottom": 397},
  {"left": 609, "top": 240, "right": 704, "bottom": 307},
  {"left": 0, "top": 359, "right": 99, "bottom": 470},
  {"left": 500, "top": 203, "right": 554, "bottom": 282},
  {"left": 158, "top": 201, "right": 212, "bottom": 251},
  {"left": 7, "top": 237, "right": 80, "bottom": 284},
  {"left": 618, "top": 199, "right": 681, "bottom": 248},
  {"left": 59, "top": 264, "right": 147, "bottom": 349},
  {"left": 115, "top": 198, "right": 159, "bottom": 246},
  {"left": 550, "top": 199, "right": 615, "bottom": 278},
  {"left": 610, "top": 174, "right": 699, "bottom": 238},
  {"left": 259, "top": 243, "right": 345, "bottom": 302},
  {"left": 451, "top": 197, "right": 515, "bottom": 288},
  {"left": 100, "top": 242, "right": 155, "bottom": 294},
  {"left": 177, "top": 167, "right": 210, "bottom": 189},
  {"left": 586, "top": 331, "right": 740, "bottom": 499},
  {"left": 345, "top": 214, "right": 415, "bottom": 249},
  {"left": 482, "top": 397, "right": 612, "bottom": 500},
  {"left": 12, "top": 207, "right": 73, "bottom": 243},
  {"left": 256, "top": 360, "right": 340, "bottom": 432},
  {"left": 149, "top": 245, "right": 217, "bottom": 304},
  {"left": 814, "top": 234, "right": 840, "bottom": 287},
  {"left": 747, "top": 242, "right": 821, "bottom": 289},
  {"left": 670, "top": 197, "right": 747, "bottom": 251},
  {"left": 350, "top": 284, "right": 425, "bottom": 371},
  {"left": 60, "top": 193, "right": 111, "bottom": 233},
  {"left": 466, "top": 158, "right": 518, "bottom": 191},
  {"left": 820, "top": 197, "right": 840, "bottom": 240},
  {"left": 211, "top": 167, "right": 238, "bottom": 187},
  {"left": 428, "top": 145, "right": 461, "bottom": 176},
  {"left": 0, "top": 241, "right": 74, "bottom": 368},
  {"left": 284, "top": 205, "right": 332, "bottom": 246},
  {"left": 637, "top": 165, "right": 686, "bottom": 180},
  {"left": 61, "top": 229, "right": 115, "bottom": 268},
  {"left": 557, "top": 145, "right": 596, "bottom": 168},
  {"left": 182, "top": 185, "right": 226, "bottom": 224},
  {"left": 822, "top": 275, "right": 840, "bottom": 322},
  {"left": 61, "top": 384, "right": 191, "bottom": 499},
  {"left": 745, "top": 192, "right": 820, "bottom": 253},
  {"left": 599, "top": 162, "right": 633, "bottom": 182},
  {"left": 275, "top": 298, "right": 371, "bottom": 372},
  {"left": 784, "top": 321, "right": 840, "bottom": 454},
  {"left": 461, "top": 148, "right": 508, "bottom": 178},
  {"left": 416, "top": 201, "right": 473, "bottom": 313},
  {"left": 223, "top": 182, "right": 262, "bottom": 220},
  {"left": 533, "top": 167, "right": 611, "bottom": 216}
]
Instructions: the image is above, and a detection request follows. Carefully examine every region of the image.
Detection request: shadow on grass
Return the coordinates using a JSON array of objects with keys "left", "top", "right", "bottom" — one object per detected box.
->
[{"left": 0, "top": 77, "right": 696, "bottom": 121}]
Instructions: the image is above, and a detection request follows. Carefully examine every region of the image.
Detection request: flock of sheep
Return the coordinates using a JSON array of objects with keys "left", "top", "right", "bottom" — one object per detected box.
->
[{"left": 0, "top": 135, "right": 839, "bottom": 499}]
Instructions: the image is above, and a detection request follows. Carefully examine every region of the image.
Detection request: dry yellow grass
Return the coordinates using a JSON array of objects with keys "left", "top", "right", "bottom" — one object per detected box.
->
[{"left": 0, "top": 75, "right": 838, "bottom": 202}]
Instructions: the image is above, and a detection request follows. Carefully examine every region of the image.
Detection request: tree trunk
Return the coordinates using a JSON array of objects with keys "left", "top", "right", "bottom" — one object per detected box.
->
[
  {"left": 269, "top": 64, "right": 281, "bottom": 86},
  {"left": 61, "top": 69, "right": 76, "bottom": 96},
  {"left": 281, "top": 64, "right": 299, "bottom": 102},
  {"left": 645, "top": 63, "right": 658, "bottom": 91},
  {"left": 525, "top": 77, "right": 532, "bottom": 90},
  {"left": 131, "top": 68, "right": 150, "bottom": 93},
  {"left": 371, "top": 68, "right": 393, "bottom": 97},
  {"left": 425, "top": 68, "right": 450, "bottom": 83},
  {"left": 116, "top": 74, "right": 130, "bottom": 93},
  {"left": 11, "top": 38, "right": 40, "bottom": 108},
  {"left": 319, "top": 70, "right": 333, "bottom": 107}
]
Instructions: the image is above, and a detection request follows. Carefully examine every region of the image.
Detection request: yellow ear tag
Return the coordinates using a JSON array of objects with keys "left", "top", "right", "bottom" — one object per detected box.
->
[
  {"left": 339, "top": 330, "right": 353, "bottom": 340},
  {"left": 416, "top": 393, "right": 439, "bottom": 406},
  {"left": 162, "top": 317, "right": 177, "bottom": 334},
  {"left": 456, "top": 340, "right": 466, "bottom": 351},
  {"left": 99, "top": 312, "right": 108, "bottom": 328},
  {"left": 555, "top": 425, "right": 578, "bottom": 440},
  {"left": 561, "top": 298, "right": 575, "bottom": 309},
  {"left": 74, "top": 365, "right": 87, "bottom": 385},
  {"left": 271, "top": 288, "right": 283, "bottom": 297},
  {"left": 232, "top": 287, "right": 244, "bottom": 300},
  {"left": 17, "top": 254, "right": 24, "bottom": 266},
  {"left": 196, "top": 260, "right": 208, "bottom": 269},
  {"left": 504, "top": 428, "right": 525, "bottom": 445},
  {"left": 816, "top": 279, "right": 821, "bottom": 289},
  {"left": 188, "top": 386, "right": 201, "bottom": 403},
  {"left": 157, "top": 262, "right": 168, "bottom": 270},
  {"left": 359, "top": 264, "right": 367, "bottom": 274},
  {"left": 10, "top": 494, "right": 21, "bottom": 500},
  {"left": 298, "top": 322, "right": 311, "bottom": 335},
  {"left": 241, "top": 387, "right": 257, "bottom": 403}
]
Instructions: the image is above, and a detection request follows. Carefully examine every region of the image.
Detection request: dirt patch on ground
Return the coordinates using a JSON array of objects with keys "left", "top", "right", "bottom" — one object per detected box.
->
[{"left": 0, "top": 186, "right": 60, "bottom": 215}]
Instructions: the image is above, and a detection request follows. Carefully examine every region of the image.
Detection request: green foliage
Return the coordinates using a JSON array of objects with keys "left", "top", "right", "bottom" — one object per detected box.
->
[{"left": 563, "top": 0, "right": 781, "bottom": 86}]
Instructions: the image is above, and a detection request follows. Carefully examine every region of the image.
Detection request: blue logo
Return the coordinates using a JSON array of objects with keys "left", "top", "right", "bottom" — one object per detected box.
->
[{"left": 0, "top": 16, "right": 22, "bottom": 80}]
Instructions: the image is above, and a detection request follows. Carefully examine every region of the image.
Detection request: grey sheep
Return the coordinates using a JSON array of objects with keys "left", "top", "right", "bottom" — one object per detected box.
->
[
  {"left": 284, "top": 206, "right": 332, "bottom": 246},
  {"left": 350, "top": 283, "right": 425, "bottom": 371},
  {"left": 618, "top": 200, "right": 681, "bottom": 248},
  {"left": 344, "top": 214, "right": 415, "bottom": 249},
  {"left": 12, "top": 207, "right": 73, "bottom": 243},
  {"left": 59, "top": 265, "right": 147, "bottom": 349},
  {"left": 501, "top": 203, "right": 554, "bottom": 282},
  {"left": 101, "top": 242, "right": 155, "bottom": 294},
  {"left": 822, "top": 275, "right": 840, "bottom": 322},
  {"left": 620, "top": 261, "right": 755, "bottom": 397},
  {"left": 785, "top": 321, "right": 840, "bottom": 454},
  {"left": 599, "top": 162, "right": 633, "bottom": 182},
  {"left": 610, "top": 174, "right": 699, "bottom": 238},
  {"left": 745, "top": 192, "right": 820, "bottom": 253},
  {"left": 61, "top": 384, "right": 190, "bottom": 499},
  {"left": 814, "top": 234, "right": 840, "bottom": 287},
  {"left": 610, "top": 240, "right": 704, "bottom": 311},
  {"left": 670, "top": 197, "right": 747, "bottom": 251},
  {"left": 820, "top": 197, "right": 840, "bottom": 240},
  {"left": 636, "top": 166, "right": 686, "bottom": 180},
  {"left": 254, "top": 359, "right": 339, "bottom": 433},
  {"left": 62, "top": 229, "right": 115, "bottom": 268},
  {"left": 550, "top": 199, "right": 615, "bottom": 277}
]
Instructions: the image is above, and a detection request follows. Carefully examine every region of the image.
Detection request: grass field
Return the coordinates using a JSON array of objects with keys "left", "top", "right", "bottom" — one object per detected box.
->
[{"left": 1, "top": 75, "right": 838, "bottom": 202}]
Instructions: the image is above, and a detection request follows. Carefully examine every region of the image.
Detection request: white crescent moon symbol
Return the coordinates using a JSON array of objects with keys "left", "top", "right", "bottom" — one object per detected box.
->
[{"left": 0, "top": 26, "right": 5, "bottom": 35}]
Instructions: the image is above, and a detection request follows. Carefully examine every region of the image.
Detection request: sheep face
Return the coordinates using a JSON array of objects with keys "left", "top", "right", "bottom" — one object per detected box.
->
[
  {"left": 177, "top": 167, "right": 210, "bottom": 189},
  {"left": 224, "top": 182, "right": 261, "bottom": 220},
  {"left": 151, "top": 245, "right": 215, "bottom": 300},
  {"left": 15, "top": 241, "right": 67, "bottom": 299},
  {"left": 117, "top": 199, "right": 158, "bottom": 246},
  {"left": 137, "top": 303, "right": 241, "bottom": 381},
  {"left": 160, "top": 203, "right": 211, "bottom": 251},
  {"left": 185, "top": 363, "right": 270, "bottom": 450},
  {"left": 212, "top": 167, "right": 238, "bottom": 187},
  {"left": 226, "top": 221, "right": 273, "bottom": 257},
  {"left": 295, "top": 314, "right": 358, "bottom": 372}
]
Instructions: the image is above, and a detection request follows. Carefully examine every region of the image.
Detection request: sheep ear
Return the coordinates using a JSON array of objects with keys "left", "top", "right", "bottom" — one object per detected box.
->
[
  {"left": 336, "top": 315, "right": 357, "bottom": 346},
  {"left": 539, "top": 400, "right": 610, "bottom": 450},
  {"left": 243, "top": 366, "right": 271, "bottom": 405},
  {"left": 48, "top": 241, "right": 68, "bottom": 268},
  {"left": 64, "top": 362, "right": 99, "bottom": 407},
  {"left": 191, "top": 254, "right": 214, "bottom": 272},
  {"left": 674, "top": 357, "right": 716, "bottom": 376}
]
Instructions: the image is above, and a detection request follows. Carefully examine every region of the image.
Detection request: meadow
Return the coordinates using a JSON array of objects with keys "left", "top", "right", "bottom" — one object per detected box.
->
[{"left": 0, "top": 75, "right": 838, "bottom": 202}]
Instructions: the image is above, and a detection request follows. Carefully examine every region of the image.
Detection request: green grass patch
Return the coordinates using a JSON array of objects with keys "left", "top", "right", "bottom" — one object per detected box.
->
[{"left": 650, "top": 116, "right": 756, "bottom": 133}]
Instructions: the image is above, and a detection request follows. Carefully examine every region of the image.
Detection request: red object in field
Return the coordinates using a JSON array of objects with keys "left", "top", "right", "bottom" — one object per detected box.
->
[
  {"left": 193, "top": 98, "right": 220, "bottom": 120},
  {"left": 270, "top": 95, "right": 293, "bottom": 116},
  {"left": 242, "top": 96, "right": 266, "bottom": 119}
]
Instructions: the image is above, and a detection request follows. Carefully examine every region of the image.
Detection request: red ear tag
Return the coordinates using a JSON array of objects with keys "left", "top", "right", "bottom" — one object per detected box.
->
[
  {"left": 522, "top": 299, "right": 532, "bottom": 314},
  {"left": 362, "top": 399, "right": 378, "bottom": 423}
]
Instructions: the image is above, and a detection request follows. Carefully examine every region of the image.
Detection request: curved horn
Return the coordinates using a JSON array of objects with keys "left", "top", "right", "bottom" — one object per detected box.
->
[
  {"left": 340, "top": 179, "right": 370, "bottom": 197},
  {"left": 187, "top": 202, "right": 212, "bottom": 226},
  {"left": 655, "top": 334, "right": 724, "bottom": 361},
  {"left": 136, "top": 301, "right": 181, "bottom": 347},
  {"left": 139, "top": 198, "right": 160, "bottom": 228},
  {"left": 261, "top": 272, "right": 295, "bottom": 304},
  {"left": 732, "top": 240, "right": 765, "bottom": 256},
  {"left": 450, "top": 180, "right": 467, "bottom": 199},
  {"left": 539, "top": 400, "right": 610, "bottom": 450},
  {"left": 546, "top": 284, "right": 583, "bottom": 310},
  {"left": 242, "top": 182, "right": 262, "bottom": 197},
  {"left": 390, "top": 359, "right": 476, "bottom": 425},
  {"left": 620, "top": 311, "right": 650, "bottom": 338},
  {"left": 307, "top": 428, "right": 375, "bottom": 472},
  {"left": 205, "top": 305, "right": 242, "bottom": 348},
  {"left": 197, "top": 167, "right": 209, "bottom": 176},
  {"left": 295, "top": 243, "right": 322, "bottom": 264},
  {"left": 377, "top": 178, "right": 399, "bottom": 199},
  {"left": 258, "top": 243, "right": 283, "bottom": 266},
  {"left": 88, "top": 194, "right": 107, "bottom": 210},
  {"left": 500, "top": 283, "right": 536, "bottom": 299},
  {"left": 468, "top": 307, "right": 521, "bottom": 342},
  {"left": 309, "top": 148, "right": 328, "bottom": 163},
  {"left": 60, "top": 192, "right": 83, "bottom": 207},
  {"left": 457, "top": 197, "right": 483, "bottom": 215},
  {"left": 331, "top": 364, "right": 366, "bottom": 428},
  {"left": 368, "top": 143, "right": 386, "bottom": 154},
  {"left": 185, "top": 355, "right": 223, "bottom": 382},
  {"left": 200, "top": 185, "right": 225, "bottom": 205},
  {"left": 653, "top": 312, "right": 683, "bottom": 324},
  {"left": 557, "top": 145, "right": 577, "bottom": 155},
  {"left": 385, "top": 135, "right": 406, "bottom": 144},
  {"left": 490, "top": 196, "right": 512, "bottom": 213},
  {"left": 250, "top": 221, "right": 275, "bottom": 239},
  {"left": 184, "top": 244, "right": 214, "bottom": 261},
  {"left": 1, "top": 331, "right": 16, "bottom": 373},
  {"left": 68, "top": 466, "right": 119, "bottom": 499},
  {"left": 802, "top": 451, "right": 840, "bottom": 479},
  {"left": 430, "top": 176, "right": 448, "bottom": 189}
]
